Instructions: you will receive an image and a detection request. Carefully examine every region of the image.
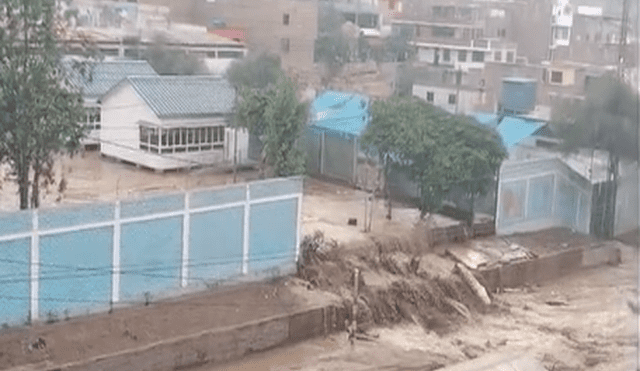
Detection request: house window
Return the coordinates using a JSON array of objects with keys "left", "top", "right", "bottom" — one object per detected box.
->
[
  {"left": 471, "top": 51, "right": 484, "bottom": 62},
  {"left": 458, "top": 50, "right": 467, "bottom": 62},
  {"left": 281, "top": 38, "right": 290, "bottom": 53},
  {"left": 494, "top": 51, "right": 502, "bottom": 62},
  {"left": 448, "top": 94, "right": 456, "bottom": 104},
  {"left": 86, "top": 106, "right": 101, "bottom": 130},
  {"left": 139, "top": 124, "right": 225, "bottom": 154},
  {"left": 554, "top": 26, "right": 569, "bottom": 40},
  {"left": 218, "top": 50, "right": 243, "bottom": 59},
  {"left": 426, "top": 92, "right": 434, "bottom": 102},
  {"left": 283, "top": 13, "right": 290, "bottom": 25},
  {"left": 506, "top": 51, "right": 514, "bottom": 63},
  {"left": 443, "top": 49, "right": 450, "bottom": 61},
  {"left": 433, "top": 26, "right": 454, "bottom": 38},
  {"left": 550, "top": 70, "right": 563, "bottom": 84}
]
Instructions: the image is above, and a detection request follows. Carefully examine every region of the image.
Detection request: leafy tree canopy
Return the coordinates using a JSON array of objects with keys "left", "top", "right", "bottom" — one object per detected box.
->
[
  {"left": 362, "top": 96, "right": 506, "bottom": 218},
  {"left": 234, "top": 76, "right": 307, "bottom": 177},
  {"left": 0, "top": 0, "right": 87, "bottom": 209},
  {"left": 226, "top": 52, "right": 283, "bottom": 91}
]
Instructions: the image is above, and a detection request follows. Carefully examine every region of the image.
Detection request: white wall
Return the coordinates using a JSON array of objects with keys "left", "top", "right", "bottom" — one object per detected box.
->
[
  {"left": 413, "top": 84, "right": 482, "bottom": 115},
  {"left": 224, "top": 127, "right": 250, "bottom": 164},
  {"left": 101, "top": 83, "right": 160, "bottom": 166}
]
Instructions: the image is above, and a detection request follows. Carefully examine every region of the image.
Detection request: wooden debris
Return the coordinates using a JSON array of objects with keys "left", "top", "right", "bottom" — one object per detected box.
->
[{"left": 454, "top": 263, "right": 491, "bottom": 306}]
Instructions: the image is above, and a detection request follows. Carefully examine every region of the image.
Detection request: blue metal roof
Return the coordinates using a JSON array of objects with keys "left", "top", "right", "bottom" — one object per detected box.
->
[
  {"left": 470, "top": 112, "right": 499, "bottom": 127},
  {"left": 63, "top": 59, "right": 158, "bottom": 99},
  {"left": 470, "top": 112, "right": 546, "bottom": 149},
  {"left": 310, "top": 90, "right": 369, "bottom": 136},
  {"left": 497, "top": 116, "right": 545, "bottom": 148},
  {"left": 125, "top": 75, "right": 236, "bottom": 119}
]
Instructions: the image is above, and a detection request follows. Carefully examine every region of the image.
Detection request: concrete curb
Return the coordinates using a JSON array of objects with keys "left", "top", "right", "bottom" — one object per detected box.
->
[
  {"left": 478, "top": 245, "right": 622, "bottom": 293},
  {"left": 8, "top": 305, "right": 347, "bottom": 371}
]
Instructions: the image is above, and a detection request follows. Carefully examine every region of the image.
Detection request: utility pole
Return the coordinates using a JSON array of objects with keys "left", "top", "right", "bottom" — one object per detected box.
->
[
  {"left": 617, "top": 0, "right": 629, "bottom": 80},
  {"left": 455, "top": 67, "right": 461, "bottom": 115}
]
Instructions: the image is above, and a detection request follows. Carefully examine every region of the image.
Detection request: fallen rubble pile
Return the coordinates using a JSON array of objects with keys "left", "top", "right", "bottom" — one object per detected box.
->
[{"left": 297, "top": 232, "right": 495, "bottom": 335}]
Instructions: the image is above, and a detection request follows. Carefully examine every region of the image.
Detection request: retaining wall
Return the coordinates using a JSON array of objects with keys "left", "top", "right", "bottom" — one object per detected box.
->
[
  {"left": 478, "top": 245, "right": 622, "bottom": 292},
  {"left": 19, "top": 305, "right": 346, "bottom": 371}
]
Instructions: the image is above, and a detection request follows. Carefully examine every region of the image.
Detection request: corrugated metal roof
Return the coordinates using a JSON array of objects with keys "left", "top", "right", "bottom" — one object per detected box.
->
[
  {"left": 470, "top": 112, "right": 499, "bottom": 126},
  {"left": 497, "top": 116, "right": 546, "bottom": 148},
  {"left": 311, "top": 90, "right": 369, "bottom": 136},
  {"left": 470, "top": 112, "right": 546, "bottom": 149},
  {"left": 63, "top": 59, "right": 158, "bottom": 99},
  {"left": 126, "top": 75, "right": 236, "bottom": 119}
]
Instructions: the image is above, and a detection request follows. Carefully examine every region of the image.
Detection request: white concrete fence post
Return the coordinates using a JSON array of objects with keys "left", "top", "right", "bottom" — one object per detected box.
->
[
  {"left": 181, "top": 192, "right": 190, "bottom": 288},
  {"left": 112, "top": 201, "right": 121, "bottom": 304},
  {"left": 242, "top": 184, "right": 250, "bottom": 275},
  {"left": 30, "top": 210, "right": 39, "bottom": 322}
]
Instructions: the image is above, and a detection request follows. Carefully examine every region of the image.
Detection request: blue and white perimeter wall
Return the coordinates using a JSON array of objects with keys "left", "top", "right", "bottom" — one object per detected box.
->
[
  {"left": 496, "top": 158, "right": 591, "bottom": 236},
  {"left": 0, "top": 177, "right": 303, "bottom": 326}
]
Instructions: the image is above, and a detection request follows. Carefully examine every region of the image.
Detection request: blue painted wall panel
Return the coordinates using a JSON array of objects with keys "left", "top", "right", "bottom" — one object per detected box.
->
[
  {"left": 190, "top": 186, "right": 245, "bottom": 209},
  {"left": 248, "top": 199, "right": 298, "bottom": 274},
  {"left": 555, "top": 178, "right": 577, "bottom": 226},
  {"left": 39, "top": 228, "right": 112, "bottom": 318},
  {"left": 120, "top": 194, "right": 184, "bottom": 219},
  {"left": 0, "top": 239, "right": 30, "bottom": 325},
  {"left": 499, "top": 180, "right": 526, "bottom": 226},
  {"left": 527, "top": 175, "right": 554, "bottom": 220},
  {"left": 189, "top": 208, "right": 243, "bottom": 284},
  {"left": 120, "top": 217, "right": 182, "bottom": 301},
  {"left": 39, "top": 204, "right": 114, "bottom": 231},
  {"left": 0, "top": 211, "right": 31, "bottom": 235},
  {"left": 250, "top": 179, "right": 302, "bottom": 200}
]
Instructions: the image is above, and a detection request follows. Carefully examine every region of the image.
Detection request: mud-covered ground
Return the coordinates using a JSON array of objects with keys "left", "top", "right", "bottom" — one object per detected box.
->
[
  {"left": 0, "top": 153, "right": 636, "bottom": 371},
  {"left": 204, "top": 240, "right": 638, "bottom": 371}
]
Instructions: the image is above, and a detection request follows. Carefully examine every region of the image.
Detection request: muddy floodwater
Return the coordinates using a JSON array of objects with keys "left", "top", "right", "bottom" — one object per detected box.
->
[{"left": 203, "top": 244, "right": 638, "bottom": 371}]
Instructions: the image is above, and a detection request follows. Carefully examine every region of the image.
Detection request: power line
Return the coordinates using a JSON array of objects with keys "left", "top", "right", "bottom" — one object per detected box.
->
[{"left": 0, "top": 253, "right": 297, "bottom": 284}]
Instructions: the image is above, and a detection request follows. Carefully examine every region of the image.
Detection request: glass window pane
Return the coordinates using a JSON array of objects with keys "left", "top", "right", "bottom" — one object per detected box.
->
[
  {"left": 188, "top": 129, "right": 194, "bottom": 144},
  {"left": 200, "top": 128, "right": 206, "bottom": 143},
  {"left": 207, "top": 127, "right": 212, "bottom": 143},
  {"left": 150, "top": 128, "right": 159, "bottom": 145},
  {"left": 168, "top": 129, "right": 175, "bottom": 146},
  {"left": 139, "top": 126, "right": 149, "bottom": 143},
  {"left": 194, "top": 128, "right": 200, "bottom": 144},
  {"left": 161, "top": 128, "right": 167, "bottom": 146},
  {"left": 213, "top": 127, "right": 218, "bottom": 142},
  {"left": 181, "top": 129, "right": 187, "bottom": 145}
]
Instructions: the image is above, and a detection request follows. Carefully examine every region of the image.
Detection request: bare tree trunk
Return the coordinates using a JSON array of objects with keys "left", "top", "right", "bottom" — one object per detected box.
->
[
  {"left": 384, "top": 159, "right": 392, "bottom": 220},
  {"left": 31, "top": 165, "right": 40, "bottom": 209},
  {"left": 18, "top": 163, "right": 29, "bottom": 210}
]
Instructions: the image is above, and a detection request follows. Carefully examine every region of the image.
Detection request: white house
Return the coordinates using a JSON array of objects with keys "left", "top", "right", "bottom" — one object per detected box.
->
[
  {"left": 62, "top": 58, "right": 159, "bottom": 148},
  {"left": 412, "top": 67, "right": 487, "bottom": 115},
  {"left": 99, "top": 75, "right": 248, "bottom": 171}
]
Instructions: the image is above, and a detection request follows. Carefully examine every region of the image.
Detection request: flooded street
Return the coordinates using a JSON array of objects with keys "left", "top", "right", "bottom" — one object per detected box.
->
[{"left": 203, "top": 243, "right": 638, "bottom": 371}]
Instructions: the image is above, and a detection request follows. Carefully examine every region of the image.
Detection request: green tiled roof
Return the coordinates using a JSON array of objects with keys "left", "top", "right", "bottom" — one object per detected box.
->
[
  {"left": 126, "top": 75, "right": 236, "bottom": 119},
  {"left": 63, "top": 59, "right": 158, "bottom": 99}
]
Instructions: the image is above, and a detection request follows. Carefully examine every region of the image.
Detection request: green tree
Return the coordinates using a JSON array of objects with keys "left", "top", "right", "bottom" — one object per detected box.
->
[
  {"left": 141, "top": 34, "right": 206, "bottom": 75},
  {"left": 226, "top": 52, "right": 282, "bottom": 91},
  {"left": 0, "top": 0, "right": 87, "bottom": 209},
  {"left": 362, "top": 96, "right": 506, "bottom": 221},
  {"left": 235, "top": 76, "right": 307, "bottom": 177},
  {"left": 551, "top": 73, "right": 639, "bottom": 237}
]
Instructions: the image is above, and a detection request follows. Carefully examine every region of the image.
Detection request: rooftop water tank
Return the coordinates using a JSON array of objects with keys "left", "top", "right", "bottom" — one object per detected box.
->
[{"left": 500, "top": 78, "right": 537, "bottom": 115}]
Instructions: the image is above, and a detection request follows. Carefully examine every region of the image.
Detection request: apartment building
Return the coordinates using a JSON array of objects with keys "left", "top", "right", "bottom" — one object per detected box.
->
[{"left": 141, "top": 0, "right": 319, "bottom": 74}]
